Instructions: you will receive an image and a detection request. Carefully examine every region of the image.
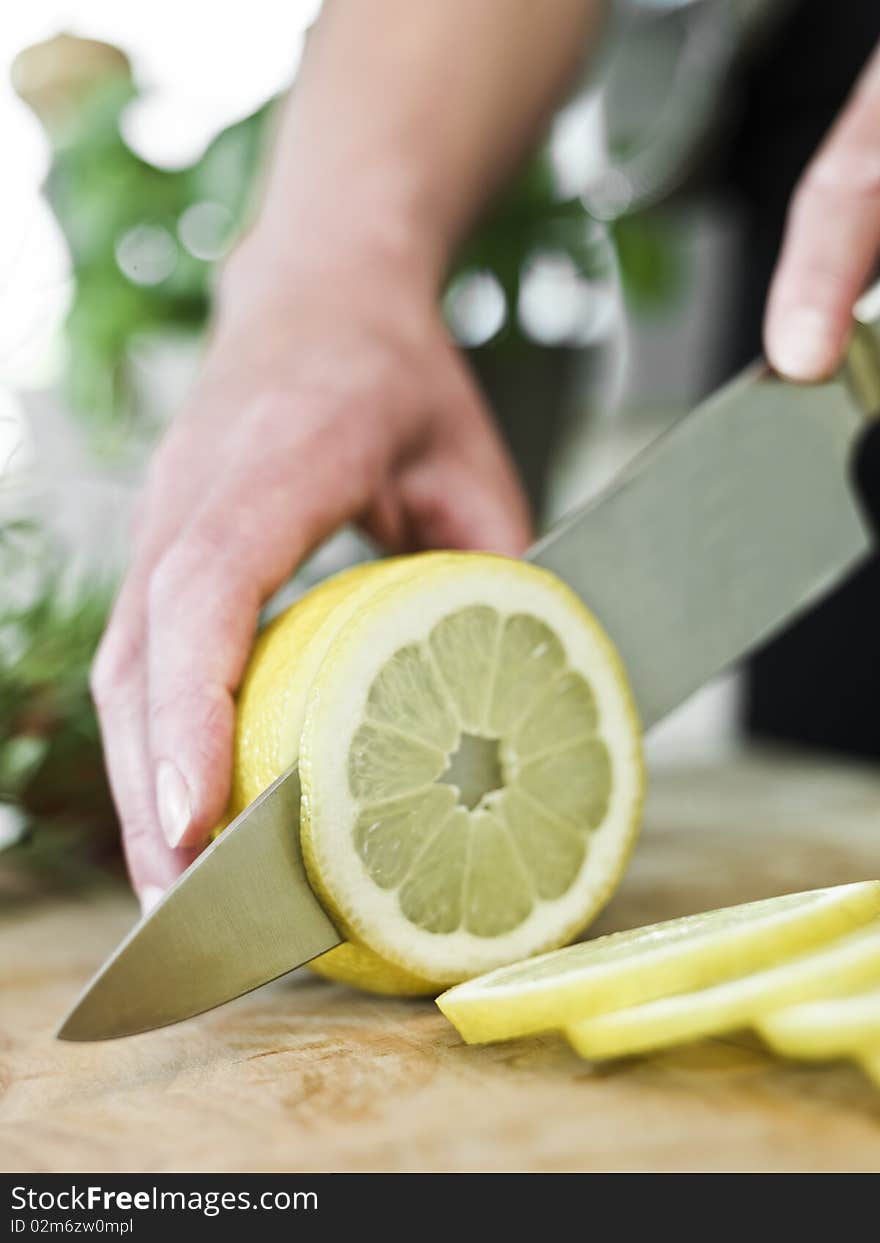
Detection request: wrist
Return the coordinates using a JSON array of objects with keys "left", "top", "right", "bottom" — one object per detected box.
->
[
  {"left": 217, "top": 194, "right": 440, "bottom": 333},
  {"left": 210, "top": 184, "right": 449, "bottom": 370},
  {"left": 225, "top": 132, "right": 452, "bottom": 291}
]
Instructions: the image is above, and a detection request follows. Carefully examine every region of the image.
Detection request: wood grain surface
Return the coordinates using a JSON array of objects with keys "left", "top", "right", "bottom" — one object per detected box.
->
[{"left": 2, "top": 749, "right": 880, "bottom": 1173}]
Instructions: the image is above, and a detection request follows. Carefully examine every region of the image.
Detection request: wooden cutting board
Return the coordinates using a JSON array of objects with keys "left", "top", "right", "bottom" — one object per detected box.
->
[{"left": 2, "top": 749, "right": 880, "bottom": 1173}]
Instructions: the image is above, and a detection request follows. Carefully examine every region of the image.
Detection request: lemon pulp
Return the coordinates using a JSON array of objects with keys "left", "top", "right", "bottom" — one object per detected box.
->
[{"left": 339, "top": 608, "right": 614, "bottom": 941}]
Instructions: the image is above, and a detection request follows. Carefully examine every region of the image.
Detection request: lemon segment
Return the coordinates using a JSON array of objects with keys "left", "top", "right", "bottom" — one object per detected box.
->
[
  {"left": 299, "top": 552, "right": 643, "bottom": 984},
  {"left": 487, "top": 615, "right": 566, "bottom": 734},
  {"left": 436, "top": 882, "right": 880, "bottom": 1043},
  {"left": 566, "top": 919, "right": 880, "bottom": 1060},
  {"left": 464, "top": 810, "right": 534, "bottom": 935},
  {"left": 500, "top": 787, "right": 586, "bottom": 900},
  {"left": 365, "top": 643, "right": 460, "bottom": 751},
  {"left": 428, "top": 605, "right": 501, "bottom": 733},
  {"left": 354, "top": 786, "right": 459, "bottom": 890},
  {"left": 347, "top": 723, "right": 446, "bottom": 803},
  {"left": 756, "top": 982, "right": 880, "bottom": 1060},
  {"left": 512, "top": 672, "right": 598, "bottom": 758}
]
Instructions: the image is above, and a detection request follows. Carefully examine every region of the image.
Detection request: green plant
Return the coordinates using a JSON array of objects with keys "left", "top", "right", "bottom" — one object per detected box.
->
[
  {"left": 0, "top": 519, "right": 118, "bottom": 887},
  {"left": 17, "top": 34, "right": 680, "bottom": 441}
]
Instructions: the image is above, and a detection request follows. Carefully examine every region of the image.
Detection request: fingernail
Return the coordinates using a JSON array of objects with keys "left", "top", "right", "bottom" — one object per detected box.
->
[
  {"left": 140, "top": 884, "right": 165, "bottom": 916},
  {"left": 156, "top": 759, "right": 192, "bottom": 849},
  {"left": 770, "top": 308, "right": 836, "bottom": 381}
]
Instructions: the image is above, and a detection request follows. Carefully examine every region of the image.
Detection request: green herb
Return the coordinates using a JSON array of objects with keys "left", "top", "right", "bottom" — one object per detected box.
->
[{"left": 0, "top": 520, "right": 119, "bottom": 890}]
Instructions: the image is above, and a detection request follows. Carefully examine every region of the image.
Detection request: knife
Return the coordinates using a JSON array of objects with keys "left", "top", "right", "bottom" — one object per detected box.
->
[{"left": 58, "top": 299, "right": 880, "bottom": 1041}]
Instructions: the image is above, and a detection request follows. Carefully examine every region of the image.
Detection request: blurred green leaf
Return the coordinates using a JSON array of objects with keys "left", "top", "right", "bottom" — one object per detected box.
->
[
  {"left": 612, "top": 211, "right": 684, "bottom": 311},
  {"left": 0, "top": 524, "right": 117, "bottom": 876}
]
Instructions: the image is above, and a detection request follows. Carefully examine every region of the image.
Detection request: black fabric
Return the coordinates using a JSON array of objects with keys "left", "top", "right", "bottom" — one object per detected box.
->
[{"left": 715, "top": 0, "right": 880, "bottom": 758}]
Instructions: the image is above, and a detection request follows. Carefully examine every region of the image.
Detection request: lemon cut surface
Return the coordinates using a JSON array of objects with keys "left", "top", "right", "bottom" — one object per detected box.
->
[
  {"left": 757, "top": 982, "right": 880, "bottom": 1060},
  {"left": 298, "top": 554, "right": 643, "bottom": 985}
]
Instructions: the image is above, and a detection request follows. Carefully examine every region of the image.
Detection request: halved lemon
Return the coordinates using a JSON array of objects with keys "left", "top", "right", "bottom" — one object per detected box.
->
[
  {"left": 231, "top": 551, "right": 643, "bottom": 993},
  {"left": 298, "top": 552, "right": 644, "bottom": 985},
  {"left": 437, "top": 882, "right": 880, "bottom": 1043},
  {"left": 757, "top": 982, "right": 880, "bottom": 1061},
  {"left": 566, "top": 918, "right": 880, "bottom": 1060}
]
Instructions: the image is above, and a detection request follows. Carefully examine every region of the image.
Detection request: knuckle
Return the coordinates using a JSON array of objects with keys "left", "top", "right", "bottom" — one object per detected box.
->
[
  {"left": 801, "top": 146, "right": 880, "bottom": 202},
  {"left": 147, "top": 544, "right": 195, "bottom": 613},
  {"left": 120, "top": 814, "right": 157, "bottom": 851},
  {"left": 149, "top": 683, "right": 232, "bottom": 775},
  {"left": 146, "top": 550, "right": 172, "bottom": 606},
  {"left": 90, "top": 632, "right": 139, "bottom": 707},
  {"left": 245, "top": 389, "right": 295, "bottom": 428},
  {"left": 149, "top": 679, "right": 226, "bottom": 733},
  {"left": 779, "top": 257, "right": 852, "bottom": 312},
  {"left": 148, "top": 536, "right": 247, "bottom": 624}
]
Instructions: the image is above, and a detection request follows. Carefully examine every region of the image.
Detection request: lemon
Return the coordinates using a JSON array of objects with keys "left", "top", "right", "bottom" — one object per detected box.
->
[
  {"left": 436, "top": 882, "right": 880, "bottom": 1043},
  {"left": 862, "top": 1052, "right": 880, "bottom": 1087},
  {"left": 757, "top": 982, "right": 880, "bottom": 1061},
  {"left": 297, "top": 552, "right": 643, "bottom": 985},
  {"left": 232, "top": 551, "right": 643, "bottom": 993},
  {"left": 566, "top": 918, "right": 880, "bottom": 1060}
]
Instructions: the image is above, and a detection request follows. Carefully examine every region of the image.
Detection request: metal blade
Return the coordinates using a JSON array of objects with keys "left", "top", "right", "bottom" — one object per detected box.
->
[
  {"left": 58, "top": 767, "right": 341, "bottom": 1040},
  {"left": 529, "top": 365, "right": 872, "bottom": 728}
]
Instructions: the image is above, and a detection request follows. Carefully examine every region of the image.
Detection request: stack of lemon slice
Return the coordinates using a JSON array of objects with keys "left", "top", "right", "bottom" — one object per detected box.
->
[
  {"left": 437, "top": 880, "right": 880, "bottom": 1088},
  {"left": 229, "top": 552, "right": 644, "bottom": 993}
]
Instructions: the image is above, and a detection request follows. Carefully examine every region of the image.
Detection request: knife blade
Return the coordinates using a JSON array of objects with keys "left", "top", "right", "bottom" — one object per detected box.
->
[
  {"left": 59, "top": 311, "right": 880, "bottom": 1042},
  {"left": 528, "top": 360, "right": 874, "bottom": 727},
  {"left": 58, "top": 767, "right": 340, "bottom": 1040}
]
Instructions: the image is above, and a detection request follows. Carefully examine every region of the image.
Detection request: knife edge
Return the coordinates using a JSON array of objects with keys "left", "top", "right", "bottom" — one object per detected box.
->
[{"left": 57, "top": 766, "right": 341, "bottom": 1041}]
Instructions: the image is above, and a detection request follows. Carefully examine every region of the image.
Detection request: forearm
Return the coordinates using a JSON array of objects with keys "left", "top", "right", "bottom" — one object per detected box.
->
[{"left": 236, "top": 0, "right": 604, "bottom": 296}]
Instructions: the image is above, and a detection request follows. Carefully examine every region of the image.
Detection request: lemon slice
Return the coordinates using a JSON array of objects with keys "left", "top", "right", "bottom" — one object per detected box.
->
[
  {"left": 756, "top": 982, "right": 880, "bottom": 1061},
  {"left": 437, "top": 882, "right": 880, "bottom": 1043},
  {"left": 565, "top": 919, "right": 880, "bottom": 1060},
  {"left": 299, "top": 552, "right": 643, "bottom": 984},
  {"left": 861, "top": 1052, "right": 880, "bottom": 1087}
]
